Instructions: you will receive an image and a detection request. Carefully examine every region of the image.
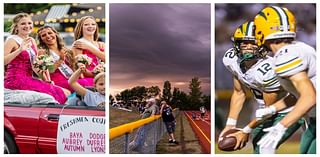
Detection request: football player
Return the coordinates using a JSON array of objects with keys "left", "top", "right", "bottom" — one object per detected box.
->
[
  {"left": 254, "top": 6, "right": 316, "bottom": 154},
  {"left": 219, "top": 21, "right": 303, "bottom": 154}
]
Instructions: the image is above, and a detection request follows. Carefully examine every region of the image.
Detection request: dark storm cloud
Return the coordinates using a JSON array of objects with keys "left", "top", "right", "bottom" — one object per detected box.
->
[{"left": 110, "top": 4, "right": 210, "bottom": 94}]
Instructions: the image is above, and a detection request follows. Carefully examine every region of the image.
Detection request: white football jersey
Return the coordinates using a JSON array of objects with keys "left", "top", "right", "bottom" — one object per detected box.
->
[
  {"left": 223, "top": 48, "right": 281, "bottom": 108},
  {"left": 274, "top": 41, "right": 316, "bottom": 117}
]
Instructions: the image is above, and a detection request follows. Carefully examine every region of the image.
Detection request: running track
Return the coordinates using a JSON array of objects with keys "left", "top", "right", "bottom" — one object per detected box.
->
[{"left": 184, "top": 111, "right": 211, "bottom": 154}]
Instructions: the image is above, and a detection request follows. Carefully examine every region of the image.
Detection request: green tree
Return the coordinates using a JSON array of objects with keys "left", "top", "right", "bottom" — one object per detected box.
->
[
  {"left": 130, "top": 86, "right": 147, "bottom": 102},
  {"left": 177, "top": 90, "right": 189, "bottom": 110},
  {"left": 120, "top": 89, "right": 132, "bottom": 104},
  {"left": 202, "top": 95, "right": 211, "bottom": 110},
  {"left": 170, "top": 87, "right": 190, "bottom": 109},
  {"left": 4, "top": 21, "right": 12, "bottom": 33},
  {"left": 162, "top": 80, "right": 172, "bottom": 102},
  {"left": 171, "top": 87, "right": 180, "bottom": 108},
  {"left": 147, "top": 86, "right": 160, "bottom": 97},
  {"left": 109, "top": 94, "right": 115, "bottom": 105},
  {"left": 189, "top": 77, "right": 202, "bottom": 109},
  {"left": 4, "top": 4, "right": 53, "bottom": 14},
  {"left": 115, "top": 94, "right": 122, "bottom": 102}
]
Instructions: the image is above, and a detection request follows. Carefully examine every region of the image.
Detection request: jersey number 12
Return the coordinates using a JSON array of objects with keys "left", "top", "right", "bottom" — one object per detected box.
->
[{"left": 257, "top": 63, "right": 272, "bottom": 75}]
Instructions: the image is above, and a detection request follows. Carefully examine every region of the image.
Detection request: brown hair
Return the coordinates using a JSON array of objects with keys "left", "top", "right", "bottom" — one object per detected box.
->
[
  {"left": 74, "top": 16, "right": 99, "bottom": 41},
  {"left": 37, "top": 26, "right": 64, "bottom": 52},
  {"left": 37, "top": 26, "right": 75, "bottom": 69},
  {"left": 10, "top": 13, "right": 31, "bottom": 35}
]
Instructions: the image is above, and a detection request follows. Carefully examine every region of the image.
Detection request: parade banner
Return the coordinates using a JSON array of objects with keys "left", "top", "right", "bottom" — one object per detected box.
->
[{"left": 57, "top": 115, "right": 105, "bottom": 154}]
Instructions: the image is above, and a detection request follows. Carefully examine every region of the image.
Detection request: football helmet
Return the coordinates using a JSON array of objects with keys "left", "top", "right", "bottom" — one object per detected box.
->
[
  {"left": 254, "top": 6, "right": 296, "bottom": 47},
  {"left": 232, "top": 21, "right": 261, "bottom": 61}
]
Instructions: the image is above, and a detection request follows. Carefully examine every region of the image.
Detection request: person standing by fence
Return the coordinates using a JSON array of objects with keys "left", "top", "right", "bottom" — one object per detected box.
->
[
  {"left": 129, "top": 97, "right": 159, "bottom": 151},
  {"left": 160, "top": 101, "right": 179, "bottom": 145}
]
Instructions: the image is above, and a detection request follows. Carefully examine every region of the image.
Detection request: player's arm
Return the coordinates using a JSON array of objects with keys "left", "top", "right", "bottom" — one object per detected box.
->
[
  {"left": 253, "top": 89, "right": 286, "bottom": 119},
  {"left": 263, "top": 91, "right": 280, "bottom": 106},
  {"left": 257, "top": 71, "right": 315, "bottom": 149},
  {"left": 228, "top": 76, "right": 246, "bottom": 122},
  {"left": 257, "top": 92, "right": 297, "bottom": 119},
  {"left": 227, "top": 88, "right": 280, "bottom": 150},
  {"left": 219, "top": 76, "right": 246, "bottom": 139},
  {"left": 244, "top": 91, "right": 280, "bottom": 130},
  {"left": 255, "top": 61, "right": 297, "bottom": 121},
  {"left": 248, "top": 90, "right": 296, "bottom": 130},
  {"left": 279, "top": 71, "right": 316, "bottom": 128}
]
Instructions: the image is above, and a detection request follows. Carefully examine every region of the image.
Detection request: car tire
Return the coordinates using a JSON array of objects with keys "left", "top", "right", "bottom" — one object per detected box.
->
[{"left": 4, "top": 131, "right": 18, "bottom": 154}]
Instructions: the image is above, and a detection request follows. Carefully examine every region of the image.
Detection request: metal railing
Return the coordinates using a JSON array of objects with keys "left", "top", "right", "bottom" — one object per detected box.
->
[{"left": 109, "top": 109, "right": 179, "bottom": 154}]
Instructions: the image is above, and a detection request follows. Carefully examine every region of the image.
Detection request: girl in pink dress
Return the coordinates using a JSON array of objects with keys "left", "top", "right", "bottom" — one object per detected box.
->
[
  {"left": 72, "top": 16, "right": 105, "bottom": 78},
  {"left": 37, "top": 26, "right": 93, "bottom": 92},
  {"left": 4, "top": 13, "right": 69, "bottom": 104}
]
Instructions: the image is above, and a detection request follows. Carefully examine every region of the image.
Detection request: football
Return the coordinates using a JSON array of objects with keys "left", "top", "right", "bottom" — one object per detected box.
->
[{"left": 218, "top": 128, "right": 241, "bottom": 151}]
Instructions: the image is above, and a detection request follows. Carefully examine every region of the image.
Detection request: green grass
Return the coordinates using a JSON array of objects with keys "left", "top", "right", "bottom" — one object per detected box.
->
[
  {"left": 109, "top": 107, "right": 141, "bottom": 128},
  {"left": 215, "top": 141, "right": 300, "bottom": 154}
]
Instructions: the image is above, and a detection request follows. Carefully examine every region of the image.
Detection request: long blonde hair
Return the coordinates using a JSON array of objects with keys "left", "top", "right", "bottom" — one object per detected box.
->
[
  {"left": 74, "top": 16, "right": 99, "bottom": 41},
  {"left": 10, "top": 13, "right": 31, "bottom": 35}
]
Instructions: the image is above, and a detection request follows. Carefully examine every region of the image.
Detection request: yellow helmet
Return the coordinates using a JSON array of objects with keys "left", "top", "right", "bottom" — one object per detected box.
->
[
  {"left": 232, "top": 21, "right": 255, "bottom": 42},
  {"left": 254, "top": 6, "right": 296, "bottom": 47},
  {"left": 232, "top": 21, "right": 261, "bottom": 61}
]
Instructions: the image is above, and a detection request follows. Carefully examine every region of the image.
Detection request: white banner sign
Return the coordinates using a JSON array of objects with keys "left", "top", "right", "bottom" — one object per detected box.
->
[{"left": 56, "top": 115, "right": 105, "bottom": 154}]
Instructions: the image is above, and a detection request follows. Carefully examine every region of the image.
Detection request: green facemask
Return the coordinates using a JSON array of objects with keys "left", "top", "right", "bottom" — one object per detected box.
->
[{"left": 240, "top": 53, "right": 256, "bottom": 64}]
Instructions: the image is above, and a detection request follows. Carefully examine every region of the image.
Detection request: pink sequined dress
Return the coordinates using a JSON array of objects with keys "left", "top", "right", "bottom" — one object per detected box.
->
[
  {"left": 49, "top": 50, "right": 93, "bottom": 92},
  {"left": 4, "top": 35, "right": 67, "bottom": 104},
  {"left": 82, "top": 47, "right": 104, "bottom": 71},
  {"left": 50, "top": 69, "right": 93, "bottom": 92}
]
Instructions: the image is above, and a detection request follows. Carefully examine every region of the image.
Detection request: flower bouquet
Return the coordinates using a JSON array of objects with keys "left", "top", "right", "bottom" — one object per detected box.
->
[
  {"left": 92, "top": 62, "right": 105, "bottom": 75},
  {"left": 75, "top": 54, "right": 92, "bottom": 66},
  {"left": 33, "top": 54, "right": 55, "bottom": 83}
]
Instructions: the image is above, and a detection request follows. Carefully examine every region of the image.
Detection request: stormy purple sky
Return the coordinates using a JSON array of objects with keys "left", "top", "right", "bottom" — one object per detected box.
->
[{"left": 110, "top": 4, "right": 210, "bottom": 96}]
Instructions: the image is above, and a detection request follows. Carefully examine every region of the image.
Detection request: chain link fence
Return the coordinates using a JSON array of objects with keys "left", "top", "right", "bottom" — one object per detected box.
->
[{"left": 110, "top": 109, "right": 180, "bottom": 154}]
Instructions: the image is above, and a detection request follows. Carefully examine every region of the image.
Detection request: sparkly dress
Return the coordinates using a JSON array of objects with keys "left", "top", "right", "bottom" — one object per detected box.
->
[
  {"left": 77, "top": 38, "right": 104, "bottom": 72},
  {"left": 49, "top": 50, "right": 93, "bottom": 92},
  {"left": 82, "top": 48, "right": 104, "bottom": 71},
  {"left": 4, "top": 35, "right": 67, "bottom": 104}
]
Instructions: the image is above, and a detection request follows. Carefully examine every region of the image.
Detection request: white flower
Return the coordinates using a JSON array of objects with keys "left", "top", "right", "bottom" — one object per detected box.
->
[
  {"left": 75, "top": 54, "right": 92, "bottom": 65},
  {"left": 93, "top": 62, "right": 105, "bottom": 74},
  {"left": 34, "top": 55, "right": 55, "bottom": 70}
]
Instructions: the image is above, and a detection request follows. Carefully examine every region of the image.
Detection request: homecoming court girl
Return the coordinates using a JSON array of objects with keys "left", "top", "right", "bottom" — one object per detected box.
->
[
  {"left": 72, "top": 16, "right": 105, "bottom": 78},
  {"left": 4, "top": 13, "right": 69, "bottom": 104},
  {"left": 37, "top": 25, "right": 93, "bottom": 91}
]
